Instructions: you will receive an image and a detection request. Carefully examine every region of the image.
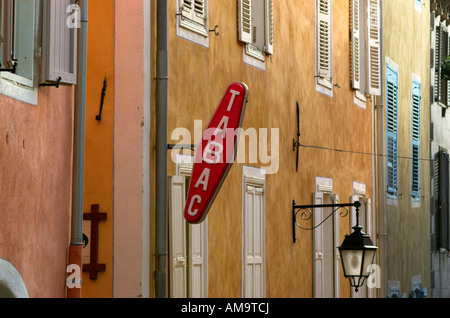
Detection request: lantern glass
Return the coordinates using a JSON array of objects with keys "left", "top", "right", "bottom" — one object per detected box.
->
[
  {"left": 362, "top": 248, "right": 377, "bottom": 276},
  {"left": 340, "top": 249, "right": 363, "bottom": 277}
]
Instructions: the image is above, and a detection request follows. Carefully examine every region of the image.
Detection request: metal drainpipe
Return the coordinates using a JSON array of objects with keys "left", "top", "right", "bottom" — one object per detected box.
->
[
  {"left": 155, "top": 0, "right": 168, "bottom": 298},
  {"left": 67, "top": 0, "right": 88, "bottom": 299},
  {"left": 375, "top": 0, "right": 387, "bottom": 298}
]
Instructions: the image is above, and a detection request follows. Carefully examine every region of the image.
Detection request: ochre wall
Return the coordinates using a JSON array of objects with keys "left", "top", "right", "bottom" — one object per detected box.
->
[
  {"left": 160, "top": 0, "right": 374, "bottom": 298},
  {"left": 383, "top": 0, "right": 430, "bottom": 294}
]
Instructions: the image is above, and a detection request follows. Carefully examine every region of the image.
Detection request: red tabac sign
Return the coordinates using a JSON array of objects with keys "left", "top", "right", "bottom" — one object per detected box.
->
[{"left": 184, "top": 82, "right": 249, "bottom": 224}]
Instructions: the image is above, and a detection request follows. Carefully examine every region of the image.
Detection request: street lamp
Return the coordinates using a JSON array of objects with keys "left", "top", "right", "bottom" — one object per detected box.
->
[
  {"left": 338, "top": 205, "right": 377, "bottom": 292},
  {"left": 293, "top": 200, "right": 377, "bottom": 293}
]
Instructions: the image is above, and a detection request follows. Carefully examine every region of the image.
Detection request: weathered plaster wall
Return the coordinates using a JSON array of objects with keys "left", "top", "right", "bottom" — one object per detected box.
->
[
  {"left": 163, "top": 0, "right": 374, "bottom": 298},
  {"left": 0, "top": 87, "right": 74, "bottom": 297},
  {"left": 81, "top": 0, "right": 115, "bottom": 298},
  {"left": 383, "top": 0, "right": 431, "bottom": 295}
]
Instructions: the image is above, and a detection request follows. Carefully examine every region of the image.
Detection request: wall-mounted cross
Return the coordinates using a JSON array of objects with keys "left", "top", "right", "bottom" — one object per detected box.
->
[{"left": 83, "top": 204, "right": 107, "bottom": 280}]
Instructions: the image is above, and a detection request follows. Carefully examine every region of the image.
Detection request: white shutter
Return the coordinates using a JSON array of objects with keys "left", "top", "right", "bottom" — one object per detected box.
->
[
  {"left": 169, "top": 176, "right": 187, "bottom": 298},
  {"left": 331, "top": 194, "right": 340, "bottom": 298},
  {"left": 181, "top": 0, "right": 206, "bottom": 26},
  {"left": 188, "top": 219, "right": 208, "bottom": 298},
  {"left": 364, "top": 198, "right": 372, "bottom": 237},
  {"left": 238, "top": 0, "right": 252, "bottom": 44},
  {"left": 42, "top": 0, "right": 78, "bottom": 84},
  {"left": 367, "top": 0, "right": 381, "bottom": 95},
  {"left": 349, "top": 195, "right": 360, "bottom": 230},
  {"left": 243, "top": 184, "right": 265, "bottom": 298},
  {"left": 312, "top": 192, "right": 324, "bottom": 298},
  {"left": 317, "top": 0, "right": 332, "bottom": 88},
  {"left": 350, "top": 0, "right": 361, "bottom": 89},
  {"left": 264, "top": 0, "right": 274, "bottom": 55}
]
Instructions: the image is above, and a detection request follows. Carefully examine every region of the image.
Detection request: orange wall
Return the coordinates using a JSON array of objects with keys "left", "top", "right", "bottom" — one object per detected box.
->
[{"left": 81, "top": 0, "right": 115, "bottom": 298}]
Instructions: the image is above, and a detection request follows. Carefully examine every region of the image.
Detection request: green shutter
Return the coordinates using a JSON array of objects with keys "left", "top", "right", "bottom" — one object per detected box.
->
[
  {"left": 411, "top": 81, "right": 421, "bottom": 199},
  {"left": 15, "top": 0, "right": 36, "bottom": 81},
  {"left": 386, "top": 65, "right": 398, "bottom": 197}
]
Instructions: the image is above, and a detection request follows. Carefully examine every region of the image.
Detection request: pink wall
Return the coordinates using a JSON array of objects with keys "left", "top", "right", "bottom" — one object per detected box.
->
[
  {"left": 113, "top": 0, "right": 145, "bottom": 297},
  {"left": 0, "top": 87, "right": 74, "bottom": 297}
]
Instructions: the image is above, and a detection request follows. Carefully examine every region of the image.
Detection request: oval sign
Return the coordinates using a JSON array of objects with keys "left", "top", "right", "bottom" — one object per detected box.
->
[{"left": 184, "top": 82, "right": 249, "bottom": 224}]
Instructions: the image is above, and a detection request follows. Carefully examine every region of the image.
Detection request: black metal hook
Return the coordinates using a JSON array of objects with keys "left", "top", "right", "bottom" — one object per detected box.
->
[
  {"left": 209, "top": 25, "right": 220, "bottom": 36},
  {"left": 96, "top": 77, "right": 108, "bottom": 121},
  {"left": 39, "top": 76, "right": 62, "bottom": 88},
  {"left": 293, "top": 101, "right": 300, "bottom": 171}
]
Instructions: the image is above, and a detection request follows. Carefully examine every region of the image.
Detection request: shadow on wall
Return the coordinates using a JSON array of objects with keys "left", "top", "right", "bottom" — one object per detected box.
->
[{"left": 0, "top": 259, "right": 29, "bottom": 298}]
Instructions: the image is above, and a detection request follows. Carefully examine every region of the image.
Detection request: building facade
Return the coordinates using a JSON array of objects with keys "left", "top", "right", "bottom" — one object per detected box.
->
[
  {"left": 430, "top": 0, "right": 450, "bottom": 298},
  {"left": 162, "top": 0, "right": 378, "bottom": 298},
  {"left": 377, "top": 0, "right": 431, "bottom": 298},
  {"left": 0, "top": 0, "right": 77, "bottom": 297}
]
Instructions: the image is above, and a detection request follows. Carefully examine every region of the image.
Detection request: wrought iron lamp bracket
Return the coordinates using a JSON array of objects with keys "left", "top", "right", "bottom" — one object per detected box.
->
[{"left": 292, "top": 200, "right": 361, "bottom": 243}]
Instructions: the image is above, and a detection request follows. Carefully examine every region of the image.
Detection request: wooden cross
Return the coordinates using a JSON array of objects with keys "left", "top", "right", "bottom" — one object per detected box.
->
[{"left": 83, "top": 204, "right": 107, "bottom": 280}]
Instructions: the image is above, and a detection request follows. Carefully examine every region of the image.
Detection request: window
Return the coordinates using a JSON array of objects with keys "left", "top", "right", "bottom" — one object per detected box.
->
[
  {"left": 350, "top": 0, "right": 381, "bottom": 104},
  {"left": 1, "top": 0, "right": 36, "bottom": 85},
  {"left": 415, "top": 0, "right": 422, "bottom": 12},
  {"left": 169, "top": 175, "right": 208, "bottom": 298},
  {"left": 0, "top": 0, "right": 77, "bottom": 105},
  {"left": 313, "top": 188, "right": 341, "bottom": 298},
  {"left": 434, "top": 149, "right": 449, "bottom": 251},
  {"left": 238, "top": 0, "right": 273, "bottom": 65},
  {"left": 411, "top": 79, "right": 421, "bottom": 201},
  {"left": 177, "top": 0, "right": 209, "bottom": 47},
  {"left": 242, "top": 167, "right": 266, "bottom": 298},
  {"left": 316, "top": 0, "right": 332, "bottom": 93},
  {"left": 42, "top": 0, "right": 78, "bottom": 85},
  {"left": 434, "top": 20, "right": 449, "bottom": 107},
  {"left": 386, "top": 63, "right": 399, "bottom": 198},
  {"left": 350, "top": 182, "right": 375, "bottom": 298}
]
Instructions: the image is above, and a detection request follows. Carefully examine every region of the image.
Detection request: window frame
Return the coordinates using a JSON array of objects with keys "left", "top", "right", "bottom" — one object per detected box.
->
[
  {"left": 0, "top": 0, "right": 39, "bottom": 105},
  {"left": 238, "top": 0, "right": 274, "bottom": 70},
  {"left": 176, "top": 0, "right": 209, "bottom": 48},
  {"left": 350, "top": 0, "right": 381, "bottom": 106},
  {"left": 315, "top": 0, "right": 333, "bottom": 96},
  {"left": 242, "top": 166, "right": 266, "bottom": 298}
]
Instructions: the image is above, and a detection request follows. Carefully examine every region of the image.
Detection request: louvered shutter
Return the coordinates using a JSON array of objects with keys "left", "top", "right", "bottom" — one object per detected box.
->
[
  {"left": 243, "top": 184, "right": 265, "bottom": 298},
  {"left": 438, "top": 151, "right": 450, "bottom": 250},
  {"left": 331, "top": 194, "right": 340, "bottom": 298},
  {"left": 436, "top": 23, "right": 449, "bottom": 105},
  {"left": 364, "top": 198, "right": 372, "bottom": 237},
  {"left": 435, "top": 24, "right": 443, "bottom": 102},
  {"left": 2, "top": 0, "right": 14, "bottom": 69},
  {"left": 367, "top": 0, "right": 381, "bottom": 95},
  {"left": 317, "top": 0, "right": 332, "bottom": 88},
  {"left": 350, "top": 0, "right": 361, "bottom": 89},
  {"left": 169, "top": 176, "right": 187, "bottom": 298},
  {"left": 312, "top": 192, "right": 324, "bottom": 298},
  {"left": 411, "top": 81, "right": 421, "bottom": 199},
  {"left": 181, "top": 0, "right": 206, "bottom": 26},
  {"left": 349, "top": 196, "right": 360, "bottom": 231},
  {"left": 188, "top": 220, "right": 208, "bottom": 298},
  {"left": 264, "top": 0, "right": 274, "bottom": 55},
  {"left": 14, "top": 0, "right": 36, "bottom": 81},
  {"left": 238, "top": 0, "right": 252, "bottom": 44},
  {"left": 42, "top": 0, "right": 78, "bottom": 85},
  {"left": 386, "top": 66, "right": 399, "bottom": 197}
]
